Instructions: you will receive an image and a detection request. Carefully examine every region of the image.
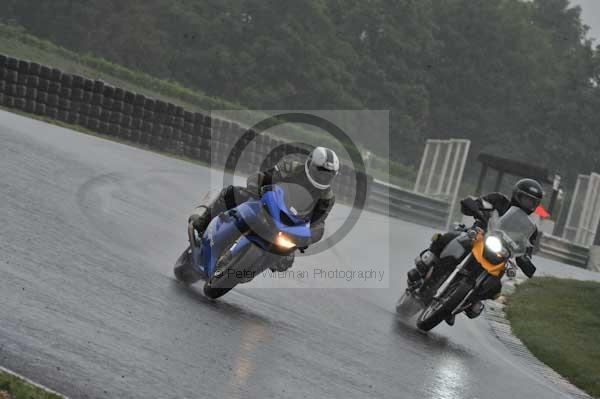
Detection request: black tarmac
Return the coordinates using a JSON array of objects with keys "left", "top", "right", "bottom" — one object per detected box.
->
[{"left": 1, "top": 110, "right": 597, "bottom": 399}]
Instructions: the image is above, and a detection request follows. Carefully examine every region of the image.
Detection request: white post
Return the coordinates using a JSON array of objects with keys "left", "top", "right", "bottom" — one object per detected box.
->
[
  {"left": 445, "top": 140, "right": 461, "bottom": 197},
  {"left": 576, "top": 175, "right": 594, "bottom": 245},
  {"left": 425, "top": 141, "right": 441, "bottom": 195},
  {"left": 414, "top": 141, "right": 431, "bottom": 193},
  {"left": 446, "top": 140, "right": 471, "bottom": 230},
  {"left": 563, "top": 175, "right": 584, "bottom": 241},
  {"left": 437, "top": 140, "right": 453, "bottom": 195},
  {"left": 584, "top": 173, "right": 600, "bottom": 246}
]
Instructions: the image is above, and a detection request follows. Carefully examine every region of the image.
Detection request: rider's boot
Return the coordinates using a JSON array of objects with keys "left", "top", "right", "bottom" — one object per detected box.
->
[
  {"left": 188, "top": 188, "right": 232, "bottom": 246},
  {"left": 465, "top": 300, "right": 485, "bottom": 319},
  {"left": 188, "top": 206, "right": 210, "bottom": 246},
  {"left": 406, "top": 250, "right": 438, "bottom": 289},
  {"left": 407, "top": 269, "right": 423, "bottom": 290},
  {"left": 445, "top": 314, "right": 455, "bottom": 326}
]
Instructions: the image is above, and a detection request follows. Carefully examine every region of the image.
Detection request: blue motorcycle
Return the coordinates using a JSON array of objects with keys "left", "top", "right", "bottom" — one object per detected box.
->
[{"left": 174, "top": 183, "right": 313, "bottom": 299}]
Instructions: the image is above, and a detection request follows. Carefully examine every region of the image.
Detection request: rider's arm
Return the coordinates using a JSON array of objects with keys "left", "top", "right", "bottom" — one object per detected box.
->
[
  {"left": 526, "top": 229, "right": 538, "bottom": 258},
  {"left": 246, "top": 166, "right": 279, "bottom": 195},
  {"left": 311, "top": 192, "right": 335, "bottom": 225},
  {"left": 308, "top": 193, "right": 335, "bottom": 244},
  {"left": 515, "top": 229, "right": 538, "bottom": 278},
  {"left": 246, "top": 160, "right": 297, "bottom": 194},
  {"left": 516, "top": 256, "right": 536, "bottom": 278},
  {"left": 460, "top": 195, "right": 495, "bottom": 218},
  {"left": 460, "top": 193, "right": 510, "bottom": 224},
  {"left": 460, "top": 196, "right": 482, "bottom": 218}
]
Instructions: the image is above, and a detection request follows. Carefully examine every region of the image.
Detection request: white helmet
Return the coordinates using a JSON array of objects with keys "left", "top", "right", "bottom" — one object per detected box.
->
[{"left": 305, "top": 147, "right": 340, "bottom": 189}]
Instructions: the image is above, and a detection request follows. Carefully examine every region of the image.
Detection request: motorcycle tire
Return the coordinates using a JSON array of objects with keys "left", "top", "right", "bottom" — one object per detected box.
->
[
  {"left": 416, "top": 280, "right": 471, "bottom": 331},
  {"left": 173, "top": 247, "right": 202, "bottom": 285},
  {"left": 202, "top": 282, "right": 233, "bottom": 300},
  {"left": 202, "top": 250, "right": 237, "bottom": 300},
  {"left": 396, "top": 291, "right": 423, "bottom": 318}
]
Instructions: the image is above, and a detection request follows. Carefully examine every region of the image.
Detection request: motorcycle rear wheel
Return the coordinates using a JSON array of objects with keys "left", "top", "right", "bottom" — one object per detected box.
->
[{"left": 416, "top": 280, "right": 471, "bottom": 331}]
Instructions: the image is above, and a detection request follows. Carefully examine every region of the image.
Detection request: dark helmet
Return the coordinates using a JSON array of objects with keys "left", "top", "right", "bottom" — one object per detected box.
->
[
  {"left": 305, "top": 147, "right": 340, "bottom": 189},
  {"left": 511, "top": 178, "right": 544, "bottom": 214}
]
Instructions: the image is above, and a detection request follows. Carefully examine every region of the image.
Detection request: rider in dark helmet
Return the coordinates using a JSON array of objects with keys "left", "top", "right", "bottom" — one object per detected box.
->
[
  {"left": 406, "top": 178, "right": 543, "bottom": 325},
  {"left": 188, "top": 147, "right": 339, "bottom": 272},
  {"left": 510, "top": 178, "right": 545, "bottom": 214}
]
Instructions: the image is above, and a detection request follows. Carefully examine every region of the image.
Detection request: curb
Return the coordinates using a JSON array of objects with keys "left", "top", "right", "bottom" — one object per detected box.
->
[
  {"left": 485, "top": 279, "right": 592, "bottom": 399},
  {"left": 0, "top": 366, "right": 67, "bottom": 398}
]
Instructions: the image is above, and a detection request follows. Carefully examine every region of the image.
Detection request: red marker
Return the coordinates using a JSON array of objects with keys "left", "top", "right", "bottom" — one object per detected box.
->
[{"left": 535, "top": 205, "right": 550, "bottom": 219}]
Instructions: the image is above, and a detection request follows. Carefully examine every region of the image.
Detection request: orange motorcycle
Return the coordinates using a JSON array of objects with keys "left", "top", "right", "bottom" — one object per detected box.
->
[{"left": 397, "top": 206, "right": 535, "bottom": 331}]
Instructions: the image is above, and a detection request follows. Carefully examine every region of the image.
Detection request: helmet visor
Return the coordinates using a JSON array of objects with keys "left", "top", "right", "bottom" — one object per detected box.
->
[
  {"left": 308, "top": 163, "right": 337, "bottom": 187},
  {"left": 515, "top": 191, "right": 541, "bottom": 213}
]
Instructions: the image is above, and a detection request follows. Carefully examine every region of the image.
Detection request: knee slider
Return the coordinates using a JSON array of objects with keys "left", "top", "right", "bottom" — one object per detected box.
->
[
  {"left": 407, "top": 269, "right": 422, "bottom": 283},
  {"left": 414, "top": 250, "right": 438, "bottom": 275},
  {"left": 189, "top": 205, "right": 209, "bottom": 225}
]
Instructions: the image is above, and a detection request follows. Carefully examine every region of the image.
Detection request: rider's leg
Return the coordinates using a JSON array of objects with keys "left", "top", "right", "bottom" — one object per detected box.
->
[
  {"left": 465, "top": 276, "right": 502, "bottom": 319},
  {"left": 189, "top": 188, "right": 228, "bottom": 240},
  {"left": 465, "top": 301, "right": 485, "bottom": 319},
  {"left": 189, "top": 186, "right": 253, "bottom": 240},
  {"left": 407, "top": 250, "right": 438, "bottom": 288},
  {"left": 406, "top": 231, "right": 459, "bottom": 287}
]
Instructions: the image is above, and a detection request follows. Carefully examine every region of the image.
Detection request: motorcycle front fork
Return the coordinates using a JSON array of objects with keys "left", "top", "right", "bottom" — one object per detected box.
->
[{"left": 451, "top": 270, "right": 487, "bottom": 316}]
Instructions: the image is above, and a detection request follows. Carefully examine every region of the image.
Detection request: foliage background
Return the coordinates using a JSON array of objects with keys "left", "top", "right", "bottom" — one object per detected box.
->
[{"left": 3, "top": 0, "right": 600, "bottom": 185}]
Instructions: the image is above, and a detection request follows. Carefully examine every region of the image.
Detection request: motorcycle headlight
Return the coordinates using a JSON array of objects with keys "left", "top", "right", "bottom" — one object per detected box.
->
[
  {"left": 275, "top": 232, "right": 296, "bottom": 249},
  {"left": 485, "top": 236, "right": 503, "bottom": 253}
]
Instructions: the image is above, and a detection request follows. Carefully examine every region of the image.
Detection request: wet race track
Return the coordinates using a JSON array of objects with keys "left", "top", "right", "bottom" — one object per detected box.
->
[{"left": 1, "top": 110, "right": 599, "bottom": 398}]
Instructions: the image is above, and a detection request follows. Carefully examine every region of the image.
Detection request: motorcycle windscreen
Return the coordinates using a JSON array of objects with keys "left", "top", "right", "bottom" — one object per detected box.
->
[
  {"left": 488, "top": 206, "right": 536, "bottom": 257},
  {"left": 278, "top": 182, "right": 317, "bottom": 220}
]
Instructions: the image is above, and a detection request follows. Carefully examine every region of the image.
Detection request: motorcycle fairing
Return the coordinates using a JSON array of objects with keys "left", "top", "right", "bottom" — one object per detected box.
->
[
  {"left": 440, "top": 234, "right": 470, "bottom": 259},
  {"left": 196, "top": 185, "right": 311, "bottom": 280},
  {"left": 199, "top": 209, "right": 245, "bottom": 278},
  {"left": 471, "top": 234, "right": 506, "bottom": 277},
  {"left": 261, "top": 185, "right": 312, "bottom": 240}
]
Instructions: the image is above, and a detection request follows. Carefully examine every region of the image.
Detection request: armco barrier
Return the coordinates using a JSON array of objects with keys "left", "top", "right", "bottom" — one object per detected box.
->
[
  {"left": 536, "top": 233, "right": 589, "bottom": 268},
  {"left": 368, "top": 179, "right": 451, "bottom": 229},
  {"left": 1, "top": 52, "right": 591, "bottom": 268},
  {"left": 0, "top": 53, "right": 469, "bottom": 230},
  {"left": 0, "top": 53, "right": 372, "bottom": 206}
]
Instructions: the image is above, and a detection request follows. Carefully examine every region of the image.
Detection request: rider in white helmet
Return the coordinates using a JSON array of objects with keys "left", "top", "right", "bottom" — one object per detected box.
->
[{"left": 189, "top": 146, "right": 340, "bottom": 271}]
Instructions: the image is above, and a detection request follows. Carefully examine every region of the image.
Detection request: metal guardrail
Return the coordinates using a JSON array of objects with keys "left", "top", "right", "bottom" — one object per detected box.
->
[
  {"left": 368, "top": 179, "right": 592, "bottom": 268},
  {"left": 536, "top": 233, "right": 589, "bottom": 268},
  {"left": 368, "top": 179, "right": 451, "bottom": 229},
  {"left": 0, "top": 53, "right": 361, "bottom": 205},
  {"left": 0, "top": 53, "right": 464, "bottom": 231}
]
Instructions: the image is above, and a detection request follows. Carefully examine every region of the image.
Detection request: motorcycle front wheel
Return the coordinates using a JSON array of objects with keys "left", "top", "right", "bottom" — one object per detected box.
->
[
  {"left": 202, "top": 249, "right": 239, "bottom": 300},
  {"left": 174, "top": 247, "right": 203, "bottom": 285},
  {"left": 203, "top": 238, "right": 269, "bottom": 300},
  {"left": 396, "top": 291, "right": 423, "bottom": 318},
  {"left": 416, "top": 279, "right": 471, "bottom": 331}
]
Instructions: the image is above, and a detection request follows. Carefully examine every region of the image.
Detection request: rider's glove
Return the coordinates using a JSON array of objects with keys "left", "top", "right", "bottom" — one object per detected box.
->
[{"left": 516, "top": 256, "right": 536, "bottom": 278}]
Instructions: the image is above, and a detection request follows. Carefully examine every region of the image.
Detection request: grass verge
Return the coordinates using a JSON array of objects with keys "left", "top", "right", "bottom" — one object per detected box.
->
[
  {"left": 505, "top": 277, "right": 600, "bottom": 398},
  {"left": 0, "top": 370, "right": 62, "bottom": 399}
]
